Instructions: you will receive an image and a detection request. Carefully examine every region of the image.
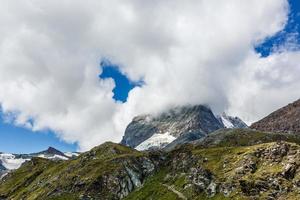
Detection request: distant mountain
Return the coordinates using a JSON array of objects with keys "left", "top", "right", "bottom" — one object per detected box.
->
[
  {"left": 30, "top": 146, "right": 70, "bottom": 160},
  {"left": 0, "top": 147, "right": 79, "bottom": 179},
  {"left": 121, "top": 105, "right": 247, "bottom": 151},
  {"left": 217, "top": 112, "right": 248, "bottom": 128},
  {"left": 251, "top": 99, "right": 300, "bottom": 134}
]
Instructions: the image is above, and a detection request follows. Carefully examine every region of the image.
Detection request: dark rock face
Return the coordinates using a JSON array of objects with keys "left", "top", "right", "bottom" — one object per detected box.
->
[
  {"left": 121, "top": 115, "right": 159, "bottom": 148},
  {"left": 35, "top": 146, "right": 67, "bottom": 158},
  {"left": 94, "top": 156, "right": 158, "bottom": 199},
  {"left": 0, "top": 163, "right": 8, "bottom": 180},
  {"left": 121, "top": 105, "right": 224, "bottom": 148},
  {"left": 251, "top": 99, "right": 300, "bottom": 134},
  {"left": 0, "top": 163, "right": 5, "bottom": 171}
]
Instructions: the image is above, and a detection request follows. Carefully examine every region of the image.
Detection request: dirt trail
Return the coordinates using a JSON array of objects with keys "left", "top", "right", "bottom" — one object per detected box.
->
[{"left": 162, "top": 184, "right": 187, "bottom": 200}]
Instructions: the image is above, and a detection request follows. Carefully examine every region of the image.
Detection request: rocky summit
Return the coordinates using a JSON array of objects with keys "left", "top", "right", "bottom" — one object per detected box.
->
[
  {"left": 251, "top": 99, "right": 300, "bottom": 134},
  {"left": 121, "top": 105, "right": 247, "bottom": 151}
]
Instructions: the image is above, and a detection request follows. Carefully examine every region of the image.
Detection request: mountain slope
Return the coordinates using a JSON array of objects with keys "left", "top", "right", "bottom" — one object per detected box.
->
[
  {"left": 126, "top": 141, "right": 300, "bottom": 200},
  {"left": 251, "top": 99, "right": 300, "bottom": 134},
  {"left": 121, "top": 105, "right": 247, "bottom": 151},
  {"left": 3, "top": 130, "right": 300, "bottom": 199},
  {"left": 194, "top": 128, "right": 300, "bottom": 148},
  {"left": 0, "top": 142, "right": 160, "bottom": 200}
]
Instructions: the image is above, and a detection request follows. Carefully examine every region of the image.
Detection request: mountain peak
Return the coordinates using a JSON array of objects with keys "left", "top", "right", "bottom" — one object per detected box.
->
[
  {"left": 44, "top": 147, "right": 65, "bottom": 156},
  {"left": 121, "top": 104, "right": 247, "bottom": 151}
]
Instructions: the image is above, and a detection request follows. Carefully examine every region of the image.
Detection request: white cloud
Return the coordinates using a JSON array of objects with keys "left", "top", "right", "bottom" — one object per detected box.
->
[
  {"left": 227, "top": 50, "right": 300, "bottom": 124},
  {"left": 0, "top": 0, "right": 298, "bottom": 150}
]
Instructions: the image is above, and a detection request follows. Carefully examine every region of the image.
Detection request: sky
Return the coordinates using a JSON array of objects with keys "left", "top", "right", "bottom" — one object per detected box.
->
[{"left": 0, "top": 0, "right": 299, "bottom": 153}]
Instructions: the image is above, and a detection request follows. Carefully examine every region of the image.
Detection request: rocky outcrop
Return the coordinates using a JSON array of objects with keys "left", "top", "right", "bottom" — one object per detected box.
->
[
  {"left": 97, "top": 157, "right": 157, "bottom": 199},
  {"left": 251, "top": 99, "right": 300, "bottom": 134}
]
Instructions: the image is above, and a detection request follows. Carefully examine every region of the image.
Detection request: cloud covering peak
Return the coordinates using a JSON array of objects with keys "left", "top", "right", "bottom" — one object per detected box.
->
[{"left": 0, "top": 0, "right": 299, "bottom": 150}]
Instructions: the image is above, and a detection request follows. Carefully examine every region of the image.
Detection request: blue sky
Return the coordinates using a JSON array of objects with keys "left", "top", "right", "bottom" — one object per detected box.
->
[
  {"left": 0, "top": 0, "right": 299, "bottom": 153},
  {"left": 99, "top": 60, "right": 143, "bottom": 103},
  {"left": 255, "top": 0, "right": 300, "bottom": 56}
]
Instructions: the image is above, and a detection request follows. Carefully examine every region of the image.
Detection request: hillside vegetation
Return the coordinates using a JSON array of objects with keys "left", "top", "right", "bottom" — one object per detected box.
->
[{"left": 1, "top": 129, "right": 300, "bottom": 199}]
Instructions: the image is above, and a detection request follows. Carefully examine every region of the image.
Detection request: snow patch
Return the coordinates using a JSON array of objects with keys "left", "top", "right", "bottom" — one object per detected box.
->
[
  {"left": 64, "top": 152, "right": 80, "bottom": 157},
  {"left": 136, "top": 132, "right": 176, "bottom": 151},
  {"left": 0, "top": 153, "right": 29, "bottom": 170},
  {"left": 37, "top": 154, "right": 69, "bottom": 160},
  {"left": 220, "top": 115, "right": 234, "bottom": 128}
]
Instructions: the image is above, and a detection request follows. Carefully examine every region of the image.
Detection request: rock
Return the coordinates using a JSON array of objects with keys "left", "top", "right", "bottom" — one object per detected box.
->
[
  {"left": 282, "top": 163, "right": 298, "bottom": 180},
  {"left": 239, "top": 180, "right": 268, "bottom": 196},
  {"left": 207, "top": 182, "right": 218, "bottom": 197},
  {"left": 235, "top": 155, "right": 257, "bottom": 176},
  {"left": 220, "top": 183, "right": 234, "bottom": 197},
  {"left": 125, "top": 167, "right": 142, "bottom": 188},
  {"left": 188, "top": 167, "right": 216, "bottom": 195},
  {"left": 255, "top": 142, "right": 289, "bottom": 162}
]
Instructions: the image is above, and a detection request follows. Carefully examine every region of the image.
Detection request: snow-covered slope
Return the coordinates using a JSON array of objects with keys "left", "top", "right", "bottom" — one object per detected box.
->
[
  {"left": 64, "top": 152, "right": 80, "bottom": 158},
  {"left": 219, "top": 115, "right": 234, "bottom": 128},
  {"left": 0, "top": 147, "right": 79, "bottom": 179},
  {"left": 0, "top": 153, "right": 29, "bottom": 170},
  {"left": 136, "top": 132, "right": 176, "bottom": 151},
  {"left": 37, "top": 154, "right": 69, "bottom": 160}
]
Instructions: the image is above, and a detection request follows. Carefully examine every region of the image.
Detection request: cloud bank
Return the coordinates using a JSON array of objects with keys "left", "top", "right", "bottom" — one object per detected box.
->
[{"left": 0, "top": 0, "right": 299, "bottom": 150}]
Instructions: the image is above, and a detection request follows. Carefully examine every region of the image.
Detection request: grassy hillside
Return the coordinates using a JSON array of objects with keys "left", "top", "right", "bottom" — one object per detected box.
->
[
  {"left": 126, "top": 141, "right": 300, "bottom": 200},
  {"left": 2, "top": 129, "right": 300, "bottom": 199},
  {"left": 194, "top": 128, "right": 300, "bottom": 148},
  {"left": 0, "top": 142, "right": 158, "bottom": 200}
]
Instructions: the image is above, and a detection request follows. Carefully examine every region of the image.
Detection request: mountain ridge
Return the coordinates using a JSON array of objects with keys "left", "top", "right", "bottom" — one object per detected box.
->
[
  {"left": 251, "top": 99, "right": 300, "bottom": 134},
  {"left": 0, "top": 146, "right": 79, "bottom": 180}
]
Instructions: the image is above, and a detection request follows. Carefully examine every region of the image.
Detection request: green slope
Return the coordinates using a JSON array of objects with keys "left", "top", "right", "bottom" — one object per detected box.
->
[
  {"left": 2, "top": 129, "right": 300, "bottom": 199},
  {"left": 0, "top": 142, "right": 157, "bottom": 200}
]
